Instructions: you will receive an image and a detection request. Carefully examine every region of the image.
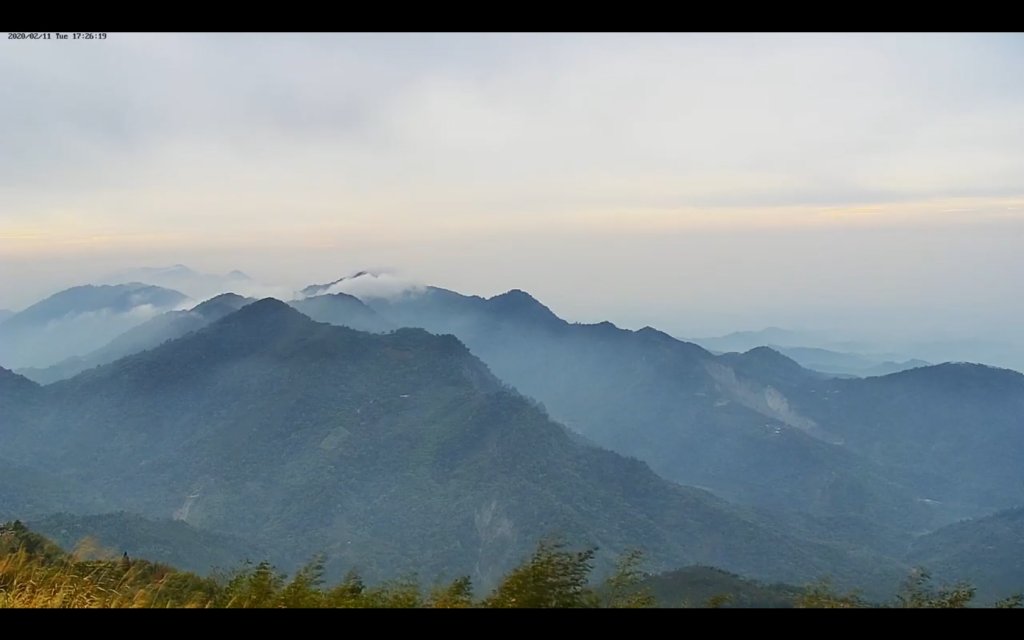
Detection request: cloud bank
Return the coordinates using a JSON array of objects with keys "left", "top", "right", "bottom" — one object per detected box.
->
[{"left": 1, "top": 33, "right": 1022, "bottom": 343}]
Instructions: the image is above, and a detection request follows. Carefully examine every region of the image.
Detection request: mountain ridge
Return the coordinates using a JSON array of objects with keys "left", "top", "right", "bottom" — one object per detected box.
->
[{"left": 346, "top": 284, "right": 1024, "bottom": 541}]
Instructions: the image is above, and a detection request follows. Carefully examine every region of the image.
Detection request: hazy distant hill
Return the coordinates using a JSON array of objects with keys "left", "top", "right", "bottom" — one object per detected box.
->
[
  {"left": 17, "top": 293, "right": 254, "bottom": 384},
  {"left": 692, "top": 327, "right": 828, "bottom": 353},
  {"left": 693, "top": 328, "right": 1024, "bottom": 377},
  {"left": 0, "top": 284, "right": 189, "bottom": 369},
  {"left": 905, "top": 507, "right": 1024, "bottom": 604},
  {"left": 0, "top": 300, "right": 903, "bottom": 592},
  {"left": 0, "top": 310, "right": 12, "bottom": 323},
  {"left": 100, "top": 265, "right": 252, "bottom": 302},
  {"left": 769, "top": 345, "right": 930, "bottom": 377},
  {"left": 691, "top": 329, "right": 930, "bottom": 377},
  {"left": 0, "top": 283, "right": 187, "bottom": 331}
]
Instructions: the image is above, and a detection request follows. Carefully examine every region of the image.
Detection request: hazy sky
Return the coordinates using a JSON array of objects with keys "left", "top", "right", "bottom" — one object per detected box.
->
[{"left": 2, "top": 33, "right": 1022, "bottom": 339}]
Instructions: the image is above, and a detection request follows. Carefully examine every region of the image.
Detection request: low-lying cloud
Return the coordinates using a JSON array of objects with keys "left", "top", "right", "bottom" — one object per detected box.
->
[
  {"left": 2, "top": 300, "right": 182, "bottom": 370},
  {"left": 320, "top": 272, "right": 424, "bottom": 301}
]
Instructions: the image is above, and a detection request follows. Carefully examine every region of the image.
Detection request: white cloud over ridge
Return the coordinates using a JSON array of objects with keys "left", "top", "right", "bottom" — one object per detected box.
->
[{"left": 320, "top": 272, "right": 424, "bottom": 300}]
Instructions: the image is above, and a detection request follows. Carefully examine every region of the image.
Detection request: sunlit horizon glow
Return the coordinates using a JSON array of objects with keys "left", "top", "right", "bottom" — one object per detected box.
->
[{"left": 2, "top": 33, "right": 1022, "bottom": 341}]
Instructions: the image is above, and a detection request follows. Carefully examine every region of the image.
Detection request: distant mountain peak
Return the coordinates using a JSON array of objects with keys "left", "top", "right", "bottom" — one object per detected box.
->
[
  {"left": 744, "top": 345, "right": 788, "bottom": 358},
  {"left": 206, "top": 296, "right": 306, "bottom": 329},
  {"left": 714, "top": 346, "right": 821, "bottom": 386},
  {"left": 189, "top": 293, "right": 253, "bottom": 320},
  {"left": 486, "top": 289, "right": 563, "bottom": 327},
  {"left": 232, "top": 297, "right": 304, "bottom": 319},
  {"left": 292, "top": 292, "right": 377, "bottom": 312},
  {"left": 635, "top": 326, "right": 675, "bottom": 341},
  {"left": 733, "top": 346, "right": 808, "bottom": 370},
  {"left": 189, "top": 298, "right": 317, "bottom": 347},
  {"left": 192, "top": 292, "right": 247, "bottom": 308},
  {"left": 492, "top": 288, "right": 533, "bottom": 300},
  {"left": 320, "top": 292, "right": 364, "bottom": 302}
]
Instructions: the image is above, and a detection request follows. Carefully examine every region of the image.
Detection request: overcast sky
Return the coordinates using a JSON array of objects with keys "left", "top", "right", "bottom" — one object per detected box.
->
[{"left": 1, "top": 33, "right": 1022, "bottom": 339}]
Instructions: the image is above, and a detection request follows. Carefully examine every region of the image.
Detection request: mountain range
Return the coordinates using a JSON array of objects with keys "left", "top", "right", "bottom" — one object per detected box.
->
[
  {"left": 3, "top": 273, "right": 1024, "bottom": 600},
  {"left": 694, "top": 327, "right": 1024, "bottom": 379},
  {"left": 0, "top": 300, "right": 907, "bottom": 592},
  {"left": 348, "top": 286, "right": 1024, "bottom": 539},
  {"left": 16, "top": 292, "right": 389, "bottom": 385},
  {"left": 765, "top": 346, "right": 930, "bottom": 378}
]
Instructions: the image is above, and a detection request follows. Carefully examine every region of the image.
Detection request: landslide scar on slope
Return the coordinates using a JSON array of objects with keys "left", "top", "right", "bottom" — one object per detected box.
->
[{"left": 704, "top": 361, "right": 843, "bottom": 445}]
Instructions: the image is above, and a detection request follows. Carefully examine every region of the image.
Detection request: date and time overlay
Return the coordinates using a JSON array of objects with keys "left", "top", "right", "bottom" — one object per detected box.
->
[{"left": 8, "top": 32, "right": 108, "bottom": 40}]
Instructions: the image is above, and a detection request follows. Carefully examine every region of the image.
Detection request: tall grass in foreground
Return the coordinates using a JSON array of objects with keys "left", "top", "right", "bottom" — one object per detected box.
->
[
  {"left": 3, "top": 521, "right": 1022, "bottom": 608},
  {"left": 1, "top": 526, "right": 651, "bottom": 609},
  {"left": 0, "top": 548, "right": 211, "bottom": 608}
]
